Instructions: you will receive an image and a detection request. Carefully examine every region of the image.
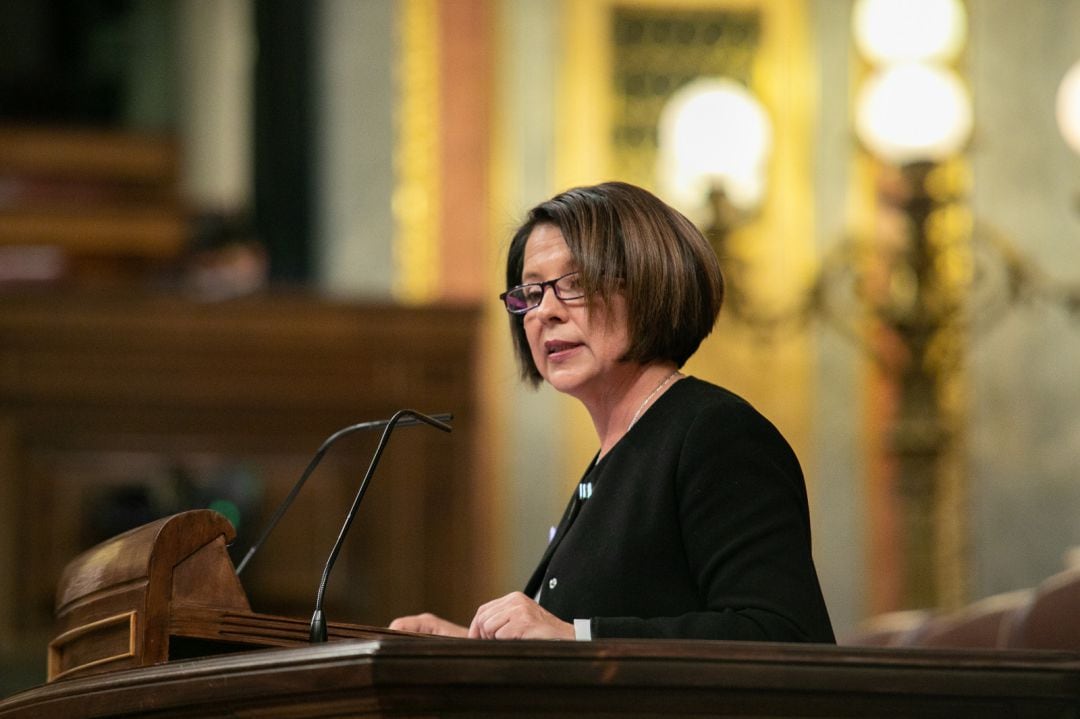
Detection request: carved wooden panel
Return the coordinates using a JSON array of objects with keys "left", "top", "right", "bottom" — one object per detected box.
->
[{"left": 0, "top": 291, "right": 487, "bottom": 672}]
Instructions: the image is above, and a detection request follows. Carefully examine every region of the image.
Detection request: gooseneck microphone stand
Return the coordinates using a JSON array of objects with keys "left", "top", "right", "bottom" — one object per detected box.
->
[
  {"left": 308, "top": 409, "right": 452, "bottom": 642},
  {"left": 234, "top": 411, "right": 452, "bottom": 576}
]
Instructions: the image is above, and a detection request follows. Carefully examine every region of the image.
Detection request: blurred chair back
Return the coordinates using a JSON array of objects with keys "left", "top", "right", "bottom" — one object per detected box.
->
[
  {"left": 1002, "top": 567, "right": 1080, "bottom": 650},
  {"left": 917, "top": 590, "right": 1032, "bottom": 649},
  {"left": 844, "top": 609, "right": 932, "bottom": 647}
]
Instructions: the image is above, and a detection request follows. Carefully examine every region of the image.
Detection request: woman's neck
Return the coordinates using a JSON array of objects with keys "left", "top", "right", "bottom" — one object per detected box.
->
[{"left": 585, "top": 362, "right": 681, "bottom": 460}]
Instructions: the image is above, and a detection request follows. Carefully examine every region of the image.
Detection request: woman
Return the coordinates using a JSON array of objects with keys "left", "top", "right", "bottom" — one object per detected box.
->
[{"left": 390, "top": 181, "right": 834, "bottom": 642}]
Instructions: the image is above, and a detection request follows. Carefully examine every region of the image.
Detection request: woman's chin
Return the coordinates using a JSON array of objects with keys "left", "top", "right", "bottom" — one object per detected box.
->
[{"left": 542, "top": 369, "right": 586, "bottom": 396}]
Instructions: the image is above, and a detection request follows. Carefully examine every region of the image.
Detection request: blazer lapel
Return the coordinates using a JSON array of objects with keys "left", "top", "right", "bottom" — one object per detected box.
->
[
  {"left": 523, "top": 454, "right": 601, "bottom": 598},
  {"left": 524, "top": 491, "right": 582, "bottom": 597}
]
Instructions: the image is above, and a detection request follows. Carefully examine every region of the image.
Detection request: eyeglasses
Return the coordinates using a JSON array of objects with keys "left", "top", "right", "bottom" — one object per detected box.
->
[{"left": 499, "top": 271, "right": 585, "bottom": 314}]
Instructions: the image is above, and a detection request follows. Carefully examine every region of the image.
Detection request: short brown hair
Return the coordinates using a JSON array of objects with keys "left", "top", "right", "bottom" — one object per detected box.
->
[{"left": 505, "top": 181, "right": 724, "bottom": 386}]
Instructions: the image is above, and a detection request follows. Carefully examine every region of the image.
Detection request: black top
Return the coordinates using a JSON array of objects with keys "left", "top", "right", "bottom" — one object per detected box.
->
[{"left": 524, "top": 377, "right": 835, "bottom": 642}]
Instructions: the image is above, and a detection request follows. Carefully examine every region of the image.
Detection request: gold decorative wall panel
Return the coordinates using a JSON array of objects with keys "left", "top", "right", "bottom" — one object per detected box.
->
[{"left": 610, "top": 7, "right": 760, "bottom": 188}]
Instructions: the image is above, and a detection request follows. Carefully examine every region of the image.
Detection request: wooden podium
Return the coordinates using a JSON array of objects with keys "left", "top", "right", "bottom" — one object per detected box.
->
[
  {"left": 3, "top": 510, "right": 1080, "bottom": 718},
  {"left": 44, "top": 509, "right": 408, "bottom": 682}
]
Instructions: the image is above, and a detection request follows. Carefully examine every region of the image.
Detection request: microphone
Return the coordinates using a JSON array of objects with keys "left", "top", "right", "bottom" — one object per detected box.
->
[
  {"left": 234, "top": 411, "right": 452, "bottom": 576},
  {"left": 309, "top": 409, "right": 452, "bottom": 642}
]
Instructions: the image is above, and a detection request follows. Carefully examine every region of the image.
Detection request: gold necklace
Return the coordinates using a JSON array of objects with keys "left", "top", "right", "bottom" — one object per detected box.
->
[{"left": 628, "top": 370, "right": 679, "bottom": 431}]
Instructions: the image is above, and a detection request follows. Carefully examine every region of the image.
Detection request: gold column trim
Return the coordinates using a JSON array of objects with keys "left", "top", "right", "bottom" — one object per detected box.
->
[
  {"left": 393, "top": 0, "right": 441, "bottom": 303},
  {"left": 556, "top": 0, "right": 612, "bottom": 191}
]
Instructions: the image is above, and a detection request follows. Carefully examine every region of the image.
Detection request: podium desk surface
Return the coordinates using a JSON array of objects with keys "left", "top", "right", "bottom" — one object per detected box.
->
[{"left": 2, "top": 638, "right": 1079, "bottom": 718}]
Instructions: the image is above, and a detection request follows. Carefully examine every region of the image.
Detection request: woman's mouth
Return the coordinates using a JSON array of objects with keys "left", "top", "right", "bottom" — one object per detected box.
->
[{"left": 545, "top": 340, "right": 581, "bottom": 358}]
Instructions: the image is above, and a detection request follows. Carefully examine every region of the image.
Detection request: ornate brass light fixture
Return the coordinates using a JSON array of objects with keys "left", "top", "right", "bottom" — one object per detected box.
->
[{"left": 659, "top": 0, "right": 1080, "bottom": 611}]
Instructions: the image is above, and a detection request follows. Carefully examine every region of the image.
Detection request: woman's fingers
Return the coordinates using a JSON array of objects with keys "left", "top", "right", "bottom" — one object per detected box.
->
[
  {"left": 388, "top": 612, "right": 468, "bottom": 637},
  {"left": 468, "top": 592, "right": 574, "bottom": 640},
  {"left": 393, "top": 595, "right": 574, "bottom": 641}
]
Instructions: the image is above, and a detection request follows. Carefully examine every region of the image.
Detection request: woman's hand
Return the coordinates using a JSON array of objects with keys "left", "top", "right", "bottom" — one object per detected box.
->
[
  {"left": 388, "top": 612, "right": 468, "bottom": 638},
  {"left": 467, "top": 591, "right": 575, "bottom": 640}
]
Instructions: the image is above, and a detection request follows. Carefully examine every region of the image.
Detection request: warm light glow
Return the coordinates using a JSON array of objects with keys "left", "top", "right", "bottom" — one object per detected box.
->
[
  {"left": 657, "top": 77, "right": 772, "bottom": 213},
  {"left": 853, "top": 0, "right": 967, "bottom": 64},
  {"left": 1057, "top": 59, "right": 1080, "bottom": 157},
  {"left": 855, "top": 63, "right": 972, "bottom": 164}
]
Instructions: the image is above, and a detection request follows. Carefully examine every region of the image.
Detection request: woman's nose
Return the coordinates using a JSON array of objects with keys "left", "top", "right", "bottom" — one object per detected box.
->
[{"left": 533, "top": 284, "right": 566, "bottom": 321}]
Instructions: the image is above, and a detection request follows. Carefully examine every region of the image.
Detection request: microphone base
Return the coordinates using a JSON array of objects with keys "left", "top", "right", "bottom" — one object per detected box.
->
[{"left": 309, "top": 609, "right": 329, "bottom": 643}]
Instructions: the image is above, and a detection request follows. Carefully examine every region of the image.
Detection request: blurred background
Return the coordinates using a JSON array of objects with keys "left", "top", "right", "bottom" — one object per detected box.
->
[{"left": 2, "top": 0, "right": 1080, "bottom": 697}]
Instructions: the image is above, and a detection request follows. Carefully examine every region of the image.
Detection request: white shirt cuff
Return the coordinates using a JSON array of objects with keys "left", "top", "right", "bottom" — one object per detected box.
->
[{"left": 573, "top": 618, "right": 592, "bottom": 640}]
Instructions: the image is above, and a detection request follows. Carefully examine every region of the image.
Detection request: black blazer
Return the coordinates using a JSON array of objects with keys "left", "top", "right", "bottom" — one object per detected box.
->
[{"left": 524, "top": 377, "right": 835, "bottom": 642}]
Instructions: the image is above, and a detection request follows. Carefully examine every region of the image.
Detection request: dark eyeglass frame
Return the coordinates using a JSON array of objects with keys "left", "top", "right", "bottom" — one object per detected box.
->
[{"left": 499, "top": 271, "right": 585, "bottom": 315}]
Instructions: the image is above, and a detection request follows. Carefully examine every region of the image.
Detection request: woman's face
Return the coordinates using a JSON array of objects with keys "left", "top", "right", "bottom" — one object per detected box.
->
[{"left": 521, "top": 224, "right": 632, "bottom": 403}]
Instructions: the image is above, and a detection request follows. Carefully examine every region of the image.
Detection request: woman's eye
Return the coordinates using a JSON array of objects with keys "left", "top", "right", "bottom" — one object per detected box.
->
[{"left": 522, "top": 286, "right": 544, "bottom": 303}]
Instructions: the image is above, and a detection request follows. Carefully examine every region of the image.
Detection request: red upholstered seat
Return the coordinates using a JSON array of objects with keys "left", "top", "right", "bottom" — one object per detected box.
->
[
  {"left": 917, "top": 590, "right": 1032, "bottom": 648},
  {"left": 1002, "top": 567, "right": 1080, "bottom": 650},
  {"left": 844, "top": 609, "right": 932, "bottom": 647}
]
